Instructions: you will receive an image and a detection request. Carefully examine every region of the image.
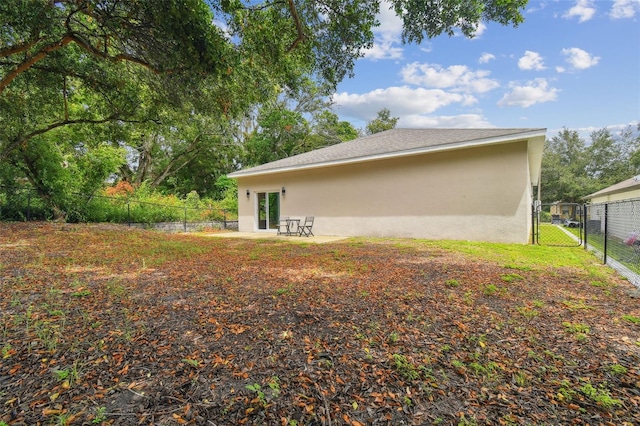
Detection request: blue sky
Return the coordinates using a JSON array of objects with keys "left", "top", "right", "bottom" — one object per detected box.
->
[{"left": 332, "top": 0, "right": 640, "bottom": 139}]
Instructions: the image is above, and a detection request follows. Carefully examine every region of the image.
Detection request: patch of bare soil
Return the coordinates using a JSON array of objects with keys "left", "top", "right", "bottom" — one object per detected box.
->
[{"left": 0, "top": 222, "right": 639, "bottom": 425}]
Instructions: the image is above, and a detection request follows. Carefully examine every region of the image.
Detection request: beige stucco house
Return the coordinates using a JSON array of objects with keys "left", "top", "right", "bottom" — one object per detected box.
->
[
  {"left": 584, "top": 175, "right": 640, "bottom": 204},
  {"left": 228, "top": 128, "right": 546, "bottom": 243}
]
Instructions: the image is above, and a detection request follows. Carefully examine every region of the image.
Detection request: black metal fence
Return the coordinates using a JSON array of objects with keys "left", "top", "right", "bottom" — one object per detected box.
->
[
  {"left": 584, "top": 198, "right": 640, "bottom": 287},
  {"left": 0, "top": 186, "right": 238, "bottom": 232},
  {"left": 532, "top": 202, "right": 584, "bottom": 247}
]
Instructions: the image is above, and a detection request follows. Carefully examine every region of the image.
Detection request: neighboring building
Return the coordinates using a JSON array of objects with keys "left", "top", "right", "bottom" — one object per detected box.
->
[
  {"left": 228, "top": 128, "right": 546, "bottom": 243},
  {"left": 549, "top": 202, "right": 581, "bottom": 222},
  {"left": 584, "top": 175, "right": 640, "bottom": 238},
  {"left": 584, "top": 175, "right": 640, "bottom": 204}
]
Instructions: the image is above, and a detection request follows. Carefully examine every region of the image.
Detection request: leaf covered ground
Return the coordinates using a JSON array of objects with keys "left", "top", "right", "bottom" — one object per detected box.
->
[{"left": 1, "top": 222, "right": 640, "bottom": 426}]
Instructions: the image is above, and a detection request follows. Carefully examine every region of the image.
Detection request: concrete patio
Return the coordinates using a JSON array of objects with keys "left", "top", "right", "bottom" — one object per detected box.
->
[{"left": 199, "top": 231, "right": 348, "bottom": 244}]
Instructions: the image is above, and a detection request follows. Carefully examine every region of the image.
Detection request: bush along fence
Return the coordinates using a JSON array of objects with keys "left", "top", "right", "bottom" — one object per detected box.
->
[
  {"left": 0, "top": 185, "right": 238, "bottom": 232},
  {"left": 584, "top": 198, "right": 640, "bottom": 288}
]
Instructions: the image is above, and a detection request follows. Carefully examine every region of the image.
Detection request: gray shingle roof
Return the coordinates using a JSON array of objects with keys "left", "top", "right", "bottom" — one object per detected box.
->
[
  {"left": 228, "top": 128, "right": 546, "bottom": 178},
  {"left": 584, "top": 175, "right": 640, "bottom": 199}
]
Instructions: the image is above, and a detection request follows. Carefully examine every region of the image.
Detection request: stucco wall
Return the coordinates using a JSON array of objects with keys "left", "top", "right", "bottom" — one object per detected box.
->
[{"left": 237, "top": 141, "right": 532, "bottom": 243}]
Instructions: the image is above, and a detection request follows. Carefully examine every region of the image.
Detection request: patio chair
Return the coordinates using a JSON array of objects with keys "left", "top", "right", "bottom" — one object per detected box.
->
[
  {"left": 277, "top": 217, "right": 290, "bottom": 235},
  {"left": 298, "top": 216, "right": 314, "bottom": 237}
]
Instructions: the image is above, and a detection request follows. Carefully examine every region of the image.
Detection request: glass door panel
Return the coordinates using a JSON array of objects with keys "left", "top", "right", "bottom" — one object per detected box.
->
[
  {"left": 256, "top": 191, "right": 280, "bottom": 230},
  {"left": 268, "top": 192, "right": 279, "bottom": 230},
  {"left": 257, "top": 193, "right": 267, "bottom": 230}
]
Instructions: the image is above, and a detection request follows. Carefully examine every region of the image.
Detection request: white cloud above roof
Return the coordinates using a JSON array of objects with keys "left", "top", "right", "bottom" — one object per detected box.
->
[
  {"left": 333, "top": 86, "right": 477, "bottom": 120},
  {"left": 498, "top": 78, "right": 559, "bottom": 108},
  {"left": 563, "top": 0, "right": 597, "bottom": 22},
  {"left": 478, "top": 53, "right": 496, "bottom": 64},
  {"left": 401, "top": 62, "right": 500, "bottom": 93},
  {"left": 562, "top": 47, "right": 600, "bottom": 69},
  {"left": 518, "top": 51, "right": 546, "bottom": 71},
  {"left": 363, "top": 3, "right": 404, "bottom": 61},
  {"left": 329, "top": 1, "right": 636, "bottom": 134},
  {"left": 401, "top": 114, "right": 494, "bottom": 128},
  {"left": 610, "top": 0, "right": 640, "bottom": 18}
]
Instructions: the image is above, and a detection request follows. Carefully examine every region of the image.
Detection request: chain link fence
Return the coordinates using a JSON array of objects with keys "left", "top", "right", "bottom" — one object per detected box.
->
[
  {"left": 532, "top": 202, "right": 583, "bottom": 247},
  {"left": 0, "top": 186, "right": 238, "bottom": 232},
  {"left": 585, "top": 198, "right": 640, "bottom": 287}
]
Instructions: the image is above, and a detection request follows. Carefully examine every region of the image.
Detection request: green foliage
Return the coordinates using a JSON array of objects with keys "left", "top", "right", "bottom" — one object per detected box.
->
[
  {"left": 483, "top": 284, "right": 506, "bottom": 296},
  {"left": 246, "top": 383, "right": 267, "bottom": 406},
  {"left": 312, "top": 110, "right": 360, "bottom": 143},
  {"left": 1, "top": 0, "right": 531, "bottom": 212},
  {"left": 181, "top": 358, "right": 200, "bottom": 367},
  {"left": 562, "top": 321, "right": 590, "bottom": 342},
  {"left": 0, "top": 0, "right": 523, "bottom": 213},
  {"left": 501, "top": 273, "right": 524, "bottom": 282},
  {"left": 366, "top": 108, "right": 399, "bottom": 135},
  {"left": 92, "top": 407, "right": 107, "bottom": 424},
  {"left": 240, "top": 82, "right": 359, "bottom": 167},
  {"left": 541, "top": 125, "right": 640, "bottom": 203},
  {"left": 391, "top": 353, "right": 421, "bottom": 380},
  {"left": 244, "top": 107, "right": 310, "bottom": 166},
  {"left": 0, "top": 181, "right": 238, "bottom": 225},
  {"left": 579, "top": 383, "right": 622, "bottom": 409},
  {"left": 516, "top": 306, "right": 540, "bottom": 321},
  {"left": 622, "top": 314, "right": 640, "bottom": 324},
  {"left": 607, "top": 364, "right": 627, "bottom": 375},
  {"left": 446, "top": 279, "right": 460, "bottom": 287}
]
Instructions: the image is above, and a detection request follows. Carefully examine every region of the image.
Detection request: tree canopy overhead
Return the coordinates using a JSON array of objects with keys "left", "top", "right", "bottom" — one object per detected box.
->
[
  {"left": 1, "top": 0, "right": 529, "bottom": 217},
  {"left": 1, "top": 0, "right": 529, "bottom": 147}
]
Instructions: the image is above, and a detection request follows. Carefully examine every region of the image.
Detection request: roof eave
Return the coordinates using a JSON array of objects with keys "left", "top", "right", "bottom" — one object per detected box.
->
[
  {"left": 228, "top": 129, "right": 547, "bottom": 179},
  {"left": 584, "top": 185, "right": 640, "bottom": 200}
]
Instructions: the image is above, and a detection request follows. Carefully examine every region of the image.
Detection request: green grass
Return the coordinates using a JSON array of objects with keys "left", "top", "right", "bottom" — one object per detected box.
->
[
  {"left": 582, "top": 231, "right": 640, "bottom": 275},
  {"left": 536, "top": 223, "right": 582, "bottom": 246},
  {"left": 414, "top": 237, "right": 614, "bottom": 281}
]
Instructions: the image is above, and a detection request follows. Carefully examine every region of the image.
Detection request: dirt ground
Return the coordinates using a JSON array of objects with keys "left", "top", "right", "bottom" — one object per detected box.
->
[{"left": 1, "top": 222, "right": 639, "bottom": 425}]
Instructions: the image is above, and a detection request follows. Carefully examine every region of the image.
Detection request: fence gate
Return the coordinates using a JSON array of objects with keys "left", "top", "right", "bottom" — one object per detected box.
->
[{"left": 532, "top": 202, "right": 583, "bottom": 246}]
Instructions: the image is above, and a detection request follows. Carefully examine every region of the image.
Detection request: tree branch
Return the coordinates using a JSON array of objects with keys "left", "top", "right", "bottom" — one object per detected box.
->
[
  {"left": 66, "top": 33, "right": 166, "bottom": 72},
  {"left": 0, "top": 38, "right": 44, "bottom": 59},
  {"left": 0, "top": 31, "right": 174, "bottom": 96},
  {"left": 286, "top": 0, "right": 307, "bottom": 52},
  {"left": 1, "top": 115, "right": 159, "bottom": 161},
  {"left": 0, "top": 35, "right": 74, "bottom": 95}
]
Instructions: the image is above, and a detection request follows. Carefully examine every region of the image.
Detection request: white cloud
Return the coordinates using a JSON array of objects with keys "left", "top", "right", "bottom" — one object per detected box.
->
[
  {"left": 562, "top": 47, "right": 600, "bottom": 69},
  {"left": 526, "top": 1, "right": 548, "bottom": 14},
  {"left": 563, "top": 0, "right": 597, "bottom": 22},
  {"left": 363, "top": 3, "right": 404, "bottom": 60},
  {"left": 498, "top": 78, "right": 559, "bottom": 108},
  {"left": 332, "top": 86, "right": 478, "bottom": 121},
  {"left": 401, "top": 114, "right": 494, "bottom": 128},
  {"left": 518, "top": 51, "right": 546, "bottom": 71},
  {"left": 473, "top": 22, "right": 488, "bottom": 38},
  {"left": 452, "top": 21, "right": 488, "bottom": 39},
  {"left": 479, "top": 53, "right": 496, "bottom": 64},
  {"left": 401, "top": 62, "right": 500, "bottom": 94},
  {"left": 610, "top": 0, "right": 640, "bottom": 19}
]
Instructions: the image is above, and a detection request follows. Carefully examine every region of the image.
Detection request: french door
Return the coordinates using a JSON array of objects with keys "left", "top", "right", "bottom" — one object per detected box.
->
[{"left": 256, "top": 191, "right": 280, "bottom": 231}]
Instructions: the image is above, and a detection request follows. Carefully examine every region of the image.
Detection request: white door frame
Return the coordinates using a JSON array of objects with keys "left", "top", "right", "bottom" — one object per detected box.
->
[{"left": 254, "top": 190, "right": 280, "bottom": 232}]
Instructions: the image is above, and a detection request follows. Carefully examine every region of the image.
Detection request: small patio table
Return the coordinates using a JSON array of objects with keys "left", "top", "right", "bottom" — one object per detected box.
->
[{"left": 286, "top": 218, "right": 300, "bottom": 236}]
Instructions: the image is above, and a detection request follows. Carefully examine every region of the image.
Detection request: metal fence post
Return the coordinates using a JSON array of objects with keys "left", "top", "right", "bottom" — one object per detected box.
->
[
  {"left": 127, "top": 202, "right": 131, "bottom": 227},
  {"left": 531, "top": 203, "right": 535, "bottom": 244},
  {"left": 184, "top": 206, "right": 187, "bottom": 232},
  {"left": 223, "top": 209, "right": 228, "bottom": 229},
  {"left": 603, "top": 203, "right": 608, "bottom": 265},
  {"left": 583, "top": 204, "right": 588, "bottom": 250}
]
